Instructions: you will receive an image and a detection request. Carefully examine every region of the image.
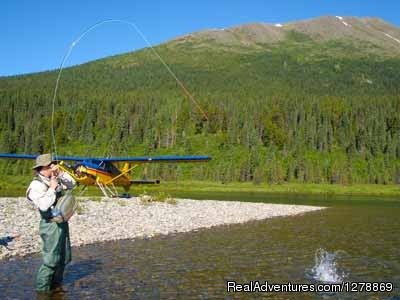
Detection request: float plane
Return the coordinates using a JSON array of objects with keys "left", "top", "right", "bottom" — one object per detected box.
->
[{"left": 0, "top": 153, "right": 211, "bottom": 197}]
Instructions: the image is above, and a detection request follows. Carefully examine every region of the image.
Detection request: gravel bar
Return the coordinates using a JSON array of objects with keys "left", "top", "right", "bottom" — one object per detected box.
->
[{"left": 0, "top": 197, "right": 324, "bottom": 260}]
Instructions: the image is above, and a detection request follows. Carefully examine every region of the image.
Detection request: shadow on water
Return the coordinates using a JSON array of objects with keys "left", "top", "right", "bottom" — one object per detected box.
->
[
  {"left": 0, "top": 257, "right": 102, "bottom": 299},
  {"left": 63, "top": 259, "right": 103, "bottom": 285},
  {"left": 1, "top": 193, "right": 399, "bottom": 299}
]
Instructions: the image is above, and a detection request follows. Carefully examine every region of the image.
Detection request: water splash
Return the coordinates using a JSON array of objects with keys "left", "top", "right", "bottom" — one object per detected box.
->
[{"left": 308, "top": 248, "right": 346, "bottom": 283}]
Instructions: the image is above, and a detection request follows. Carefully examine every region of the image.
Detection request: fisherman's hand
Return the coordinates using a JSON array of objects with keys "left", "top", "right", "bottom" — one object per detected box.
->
[
  {"left": 51, "top": 164, "right": 63, "bottom": 177},
  {"left": 49, "top": 176, "right": 59, "bottom": 190}
]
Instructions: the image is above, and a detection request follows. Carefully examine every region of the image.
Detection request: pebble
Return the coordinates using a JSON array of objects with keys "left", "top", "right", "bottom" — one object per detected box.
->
[{"left": 0, "top": 197, "right": 324, "bottom": 260}]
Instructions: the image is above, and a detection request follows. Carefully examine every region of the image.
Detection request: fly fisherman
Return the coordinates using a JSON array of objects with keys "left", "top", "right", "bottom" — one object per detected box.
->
[{"left": 26, "top": 153, "right": 76, "bottom": 292}]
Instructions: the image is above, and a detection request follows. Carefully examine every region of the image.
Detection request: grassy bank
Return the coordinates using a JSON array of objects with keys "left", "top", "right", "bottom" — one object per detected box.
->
[
  {"left": 142, "top": 181, "right": 400, "bottom": 197},
  {"left": 1, "top": 176, "right": 399, "bottom": 197}
]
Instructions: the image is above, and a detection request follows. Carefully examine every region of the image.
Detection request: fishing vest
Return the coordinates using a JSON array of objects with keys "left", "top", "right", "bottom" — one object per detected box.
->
[{"left": 26, "top": 175, "right": 64, "bottom": 221}]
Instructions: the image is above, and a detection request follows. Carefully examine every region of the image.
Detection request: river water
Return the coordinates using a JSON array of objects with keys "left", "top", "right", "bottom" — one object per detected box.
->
[{"left": 0, "top": 193, "right": 399, "bottom": 299}]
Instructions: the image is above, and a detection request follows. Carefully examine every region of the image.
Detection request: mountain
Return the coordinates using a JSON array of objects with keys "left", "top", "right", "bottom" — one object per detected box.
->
[
  {"left": 0, "top": 16, "right": 400, "bottom": 185},
  {"left": 173, "top": 16, "right": 400, "bottom": 56}
]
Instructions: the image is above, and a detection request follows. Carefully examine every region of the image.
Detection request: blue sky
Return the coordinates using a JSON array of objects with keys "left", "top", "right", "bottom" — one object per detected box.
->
[{"left": 1, "top": 0, "right": 399, "bottom": 76}]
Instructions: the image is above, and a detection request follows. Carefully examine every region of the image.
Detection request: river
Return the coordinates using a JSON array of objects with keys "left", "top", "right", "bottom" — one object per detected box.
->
[{"left": 0, "top": 193, "right": 399, "bottom": 299}]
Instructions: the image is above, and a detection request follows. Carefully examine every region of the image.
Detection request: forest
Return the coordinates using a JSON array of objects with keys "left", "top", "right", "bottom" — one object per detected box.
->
[{"left": 1, "top": 34, "right": 399, "bottom": 185}]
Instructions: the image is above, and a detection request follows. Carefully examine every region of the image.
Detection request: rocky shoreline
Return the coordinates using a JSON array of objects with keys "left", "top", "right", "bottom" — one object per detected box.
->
[{"left": 0, "top": 197, "right": 324, "bottom": 261}]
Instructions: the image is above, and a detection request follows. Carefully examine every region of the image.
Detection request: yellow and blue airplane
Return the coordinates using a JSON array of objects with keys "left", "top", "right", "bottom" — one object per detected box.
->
[{"left": 0, "top": 153, "right": 211, "bottom": 197}]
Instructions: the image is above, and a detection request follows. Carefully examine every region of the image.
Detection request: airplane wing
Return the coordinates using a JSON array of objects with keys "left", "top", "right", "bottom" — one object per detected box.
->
[
  {"left": 0, "top": 153, "right": 87, "bottom": 161},
  {"left": 100, "top": 155, "right": 211, "bottom": 163},
  {"left": 0, "top": 154, "right": 38, "bottom": 160},
  {"left": 0, "top": 153, "right": 211, "bottom": 163}
]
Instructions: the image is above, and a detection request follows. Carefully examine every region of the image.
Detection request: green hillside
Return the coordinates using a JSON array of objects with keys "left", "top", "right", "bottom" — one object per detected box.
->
[{"left": 1, "top": 16, "right": 400, "bottom": 186}]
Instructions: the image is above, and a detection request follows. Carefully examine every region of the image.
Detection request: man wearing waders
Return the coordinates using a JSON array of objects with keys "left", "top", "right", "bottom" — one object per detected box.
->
[{"left": 26, "top": 154, "right": 76, "bottom": 292}]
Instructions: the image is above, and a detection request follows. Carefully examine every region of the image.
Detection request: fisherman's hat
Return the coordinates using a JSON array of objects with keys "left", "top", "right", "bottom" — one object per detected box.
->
[{"left": 32, "top": 153, "right": 55, "bottom": 170}]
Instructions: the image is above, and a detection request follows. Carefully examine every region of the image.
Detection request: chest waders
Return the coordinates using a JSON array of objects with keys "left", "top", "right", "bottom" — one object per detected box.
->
[{"left": 27, "top": 176, "right": 72, "bottom": 292}]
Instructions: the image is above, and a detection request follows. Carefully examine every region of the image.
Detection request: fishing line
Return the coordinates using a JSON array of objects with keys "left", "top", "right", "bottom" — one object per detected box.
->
[{"left": 51, "top": 18, "right": 208, "bottom": 160}]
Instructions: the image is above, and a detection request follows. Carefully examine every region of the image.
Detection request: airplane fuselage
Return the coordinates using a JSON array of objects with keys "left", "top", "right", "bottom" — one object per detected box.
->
[{"left": 63, "top": 159, "right": 132, "bottom": 189}]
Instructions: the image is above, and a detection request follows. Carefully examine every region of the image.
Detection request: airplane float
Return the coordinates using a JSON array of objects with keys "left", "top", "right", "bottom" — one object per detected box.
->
[{"left": 0, "top": 153, "right": 211, "bottom": 197}]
